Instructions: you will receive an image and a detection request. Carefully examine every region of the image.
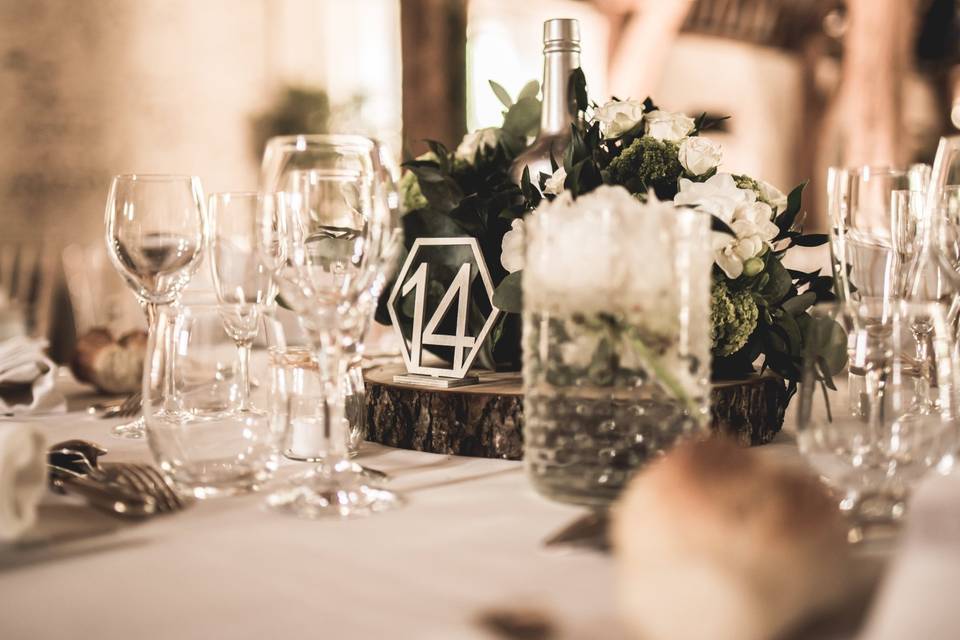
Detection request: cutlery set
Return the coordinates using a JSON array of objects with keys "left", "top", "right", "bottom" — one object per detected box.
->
[{"left": 47, "top": 439, "right": 189, "bottom": 519}]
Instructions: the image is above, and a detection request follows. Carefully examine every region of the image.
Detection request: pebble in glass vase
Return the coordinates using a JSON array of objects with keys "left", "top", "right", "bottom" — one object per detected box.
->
[{"left": 522, "top": 187, "right": 712, "bottom": 507}]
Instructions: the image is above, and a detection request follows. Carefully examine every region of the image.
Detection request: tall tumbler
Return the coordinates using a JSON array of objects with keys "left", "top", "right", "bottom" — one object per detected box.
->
[{"left": 522, "top": 188, "right": 712, "bottom": 507}]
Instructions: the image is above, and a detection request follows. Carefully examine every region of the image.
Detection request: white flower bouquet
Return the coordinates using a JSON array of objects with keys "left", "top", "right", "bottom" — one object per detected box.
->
[{"left": 382, "top": 71, "right": 834, "bottom": 389}]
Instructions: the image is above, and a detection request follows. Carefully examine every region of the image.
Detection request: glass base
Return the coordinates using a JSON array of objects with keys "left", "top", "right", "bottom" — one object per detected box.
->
[
  {"left": 840, "top": 490, "right": 907, "bottom": 545},
  {"left": 266, "top": 461, "right": 400, "bottom": 518},
  {"left": 112, "top": 416, "right": 146, "bottom": 440},
  {"left": 179, "top": 478, "right": 262, "bottom": 500}
]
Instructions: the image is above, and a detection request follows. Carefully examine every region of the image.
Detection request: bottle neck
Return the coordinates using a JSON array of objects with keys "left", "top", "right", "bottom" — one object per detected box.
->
[{"left": 540, "top": 48, "right": 580, "bottom": 137}]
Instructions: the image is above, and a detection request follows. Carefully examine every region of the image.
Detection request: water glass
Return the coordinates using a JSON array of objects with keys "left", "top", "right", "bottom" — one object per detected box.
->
[
  {"left": 797, "top": 300, "right": 959, "bottom": 541},
  {"left": 144, "top": 303, "right": 285, "bottom": 498},
  {"left": 522, "top": 195, "right": 712, "bottom": 507}
]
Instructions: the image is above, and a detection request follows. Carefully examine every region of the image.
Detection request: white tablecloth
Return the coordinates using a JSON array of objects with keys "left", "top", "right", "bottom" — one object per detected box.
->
[
  {"left": 3, "top": 371, "right": 957, "bottom": 639},
  {"left": 0, "top": 371, "right": 629, "bottom": 640}
]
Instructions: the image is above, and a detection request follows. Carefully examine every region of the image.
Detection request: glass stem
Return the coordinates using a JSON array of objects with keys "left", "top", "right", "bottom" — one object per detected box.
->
[
  {"left": 310, "top": 329, "right": 349, "bottom": 469},
  {"left": 236, "top": 340, "right": 253, "bottom": 411},
  {"left": 142, "top": 300, "right": 176, "bottom": 406}
]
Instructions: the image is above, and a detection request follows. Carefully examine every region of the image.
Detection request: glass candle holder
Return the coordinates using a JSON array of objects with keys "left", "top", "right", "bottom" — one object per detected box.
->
[
  {"left": 269, "top": 346, "right": 365, "bottom": 460},
  {"left": 522, "top": 189, "right": 712, "bottom": 507}
]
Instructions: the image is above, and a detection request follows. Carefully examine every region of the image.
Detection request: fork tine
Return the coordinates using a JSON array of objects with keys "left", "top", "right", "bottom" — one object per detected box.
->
[
  {"left": 118, "top": 391, "right": 142, "bottom": 418},
  {"left": 124, "top": 465, "right": 175, "bottom": 512},
  {"left": 112, "top": 465, "right": 171, "bottom": 512},
  {"left": 135, "top": 464, "right": 185, "bottom": 510}
]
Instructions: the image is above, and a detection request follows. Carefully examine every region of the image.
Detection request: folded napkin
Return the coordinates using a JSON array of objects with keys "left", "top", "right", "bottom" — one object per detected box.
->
[
  {"left": 859, "top": 471, "right": 960, "bottom": 640},
  {"left": 0, "top": 421, "right": 46, "bottom": 542},
  {"left": 0, "top": 337, "right": 66, "bottom": 415}
]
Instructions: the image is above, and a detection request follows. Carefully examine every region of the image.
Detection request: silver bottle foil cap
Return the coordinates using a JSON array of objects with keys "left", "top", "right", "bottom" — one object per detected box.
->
[{"left": 543, "top": 18, "right": 580, "bottom": 52}]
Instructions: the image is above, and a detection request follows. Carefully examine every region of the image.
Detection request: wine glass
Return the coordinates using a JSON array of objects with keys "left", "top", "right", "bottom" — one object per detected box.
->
[
  {"left": 104, "top": 174, "right": 205, "bottom": 438},
  {"left": 258, "top": 134, "right": 400, "bottom": 518},
  {"left": 207, "top": 192, "right": 277, "bottom": 412},
  {"left": 827, "top": 166, "right": 910, "bottom": 304},
  {"left": 797, "top": 299, "right": 960, "bottom": 543}
]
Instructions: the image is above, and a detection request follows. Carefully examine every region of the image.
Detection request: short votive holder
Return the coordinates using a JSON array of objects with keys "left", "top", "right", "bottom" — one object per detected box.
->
[{"left": 269, "top": 346, "right": 365, "bottom": 460}]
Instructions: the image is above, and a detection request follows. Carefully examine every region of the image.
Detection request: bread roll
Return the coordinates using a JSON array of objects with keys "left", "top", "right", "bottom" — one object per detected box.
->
[
  {"left": 611, "top": 438, "right": 855, "bottom": 640},
  {"left": 71, "top": 328, "right": 147, "bottom": 394}
]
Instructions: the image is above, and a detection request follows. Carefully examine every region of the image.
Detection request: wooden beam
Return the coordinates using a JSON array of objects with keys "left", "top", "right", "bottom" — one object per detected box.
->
[{"left": 400, "top": 0, "right": 467, "bottom": 157}]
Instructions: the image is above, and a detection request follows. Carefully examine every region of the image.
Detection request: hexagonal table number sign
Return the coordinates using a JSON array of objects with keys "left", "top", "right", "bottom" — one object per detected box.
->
[{"left": 387, "top": 237, "right": 502, "bottom": 388}]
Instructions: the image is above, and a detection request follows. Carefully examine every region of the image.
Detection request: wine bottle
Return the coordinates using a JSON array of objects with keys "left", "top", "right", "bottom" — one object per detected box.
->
[{"left": 509, "top": 18, "right": 580, "bottom": 185}]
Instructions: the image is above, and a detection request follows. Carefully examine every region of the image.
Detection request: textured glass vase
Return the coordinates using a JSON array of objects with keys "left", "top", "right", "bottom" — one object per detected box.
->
[{"left": 522, "top": 189, "right": 712, "bottom": 507}]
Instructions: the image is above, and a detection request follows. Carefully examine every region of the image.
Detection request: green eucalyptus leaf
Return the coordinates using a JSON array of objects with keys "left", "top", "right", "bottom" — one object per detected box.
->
[
  {"left": 489, "top": 80, "right": 513, "bottom": 109},
  {"left": 760, "top": 258, "right": 792, "bottom": 305},
  {"left": 492, "top": 271, "right": 523, "bottom": 313},
  {"left": 781, "top": 290, "right": 817, "bottom": 316},
  {"left": 517, "top": 80, "right": 540, "bottom": 101},
  {"left": 502, "top": 96, "right": 541, "bottom": 138}
]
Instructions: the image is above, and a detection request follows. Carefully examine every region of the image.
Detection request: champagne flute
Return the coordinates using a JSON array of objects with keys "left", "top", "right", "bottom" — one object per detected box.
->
[
  {"left": 258, "top": 134, "right": 399, "bottom": 518},
  {"left": 104, "top": 174, "right": 205, "bottom": 438},
  {"left": 207, "top": 192, "right": 277, "bottom": 412}
]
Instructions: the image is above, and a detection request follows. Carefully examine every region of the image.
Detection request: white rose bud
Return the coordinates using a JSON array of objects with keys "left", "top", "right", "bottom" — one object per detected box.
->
[
  {"left": 595, "top": 99, "right": 645, "bottom": 138},
  {"left": 455, "top": 127, "right": 500, "bottom": 164},
  {"left": 678, "top": 137, "right": 722, "bottom": 176},
  {"left": 500, "top": 218, "right": 526, "bottom": 273},
  {"left": 645, "top": 110, "right": 696, "bottom": 142},
  {"left": 757, "top": 178, "right": 788, "bottom": 212},
  {"left": 543, "top": 166, "right": 567, "bottom": 196}
]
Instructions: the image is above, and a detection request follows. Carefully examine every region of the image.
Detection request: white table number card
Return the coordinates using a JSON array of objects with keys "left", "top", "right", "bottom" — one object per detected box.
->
[{"left": 387, "top": 237, "right": 502, "bottom": 387}]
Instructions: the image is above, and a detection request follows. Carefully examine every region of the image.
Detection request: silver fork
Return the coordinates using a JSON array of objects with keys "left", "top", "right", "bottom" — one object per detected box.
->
[
  {"left": 101, "top": 463, "right": 188, "bottom": 513},
  {"left": 49, "top": 440, "right": 189, "bottom": 514},
  {"left": 99, "top": 391, "right": 142, "bottom": 419}
]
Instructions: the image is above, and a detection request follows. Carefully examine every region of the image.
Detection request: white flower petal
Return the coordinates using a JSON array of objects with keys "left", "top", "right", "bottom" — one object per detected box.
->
[{"left": 595, "top": 99, "right": 645, "bottom": 138}]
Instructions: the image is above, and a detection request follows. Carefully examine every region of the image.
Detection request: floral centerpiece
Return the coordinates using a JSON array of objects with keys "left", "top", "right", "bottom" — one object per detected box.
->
[{"left": 379, "top": 70, "right": 834, "bottom": 396}]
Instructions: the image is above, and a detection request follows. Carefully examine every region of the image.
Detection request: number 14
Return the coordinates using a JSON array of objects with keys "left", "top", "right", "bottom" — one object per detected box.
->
[{"left": 402, "top": 262, "right": 475, "bottom": 372}]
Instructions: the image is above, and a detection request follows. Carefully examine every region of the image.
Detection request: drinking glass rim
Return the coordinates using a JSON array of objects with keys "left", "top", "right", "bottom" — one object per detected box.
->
[
  {"left": 810, "top": 298, "right": 948, "bottom": 318},
  {"left": 827, "top": 165, "right": 908, "bottom": 178},
  {"left": 263, "top": 134, "right": 377, "bottom": 152},
  {"left": 111, "top": 173, "right": 200, "bottom": 182},
  {"left": 208, "top": 191, "right": 276, "bottom": 201}
]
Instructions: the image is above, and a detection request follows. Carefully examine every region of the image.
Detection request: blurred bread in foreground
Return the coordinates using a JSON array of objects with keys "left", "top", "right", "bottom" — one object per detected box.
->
[
  {"left": 71, "top": 328, "right": 147, "bottom": 394},
  {"left": 612, "top": 437, "right": 855, "bottom": 640}
]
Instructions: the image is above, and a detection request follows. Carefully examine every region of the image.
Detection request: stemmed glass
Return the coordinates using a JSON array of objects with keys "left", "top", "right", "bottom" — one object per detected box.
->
[
  {"left": 207, "top": 192, "right": 277, "bottom": 412},
  {"left": 797, "top": 299, "right": 960, "bottom": 543},
  {"left": 104, "top": 174, "right": 205, "bottom": 438},
  {"left": 827, "top": 166, "right": 910, "bottom": 304},
  {"left": 257, "top": 134, "right": 400, "bottom": 517}
]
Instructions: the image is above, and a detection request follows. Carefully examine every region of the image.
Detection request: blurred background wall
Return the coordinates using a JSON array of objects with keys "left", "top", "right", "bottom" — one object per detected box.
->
[
  {"left": 1, "top": 0, "right": 958, "bottom": 358},
  {"left": 0, "top": 0, "right": 401, "bottom": 250}
]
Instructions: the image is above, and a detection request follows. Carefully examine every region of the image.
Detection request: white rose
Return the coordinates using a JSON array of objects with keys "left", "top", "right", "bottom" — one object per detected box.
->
[
  {"left": 500, "top": 218, "right": 526, "bottom": 273},
  {"left": 455, "top": 127, "right": 500, "bottom": 163},
  {"left": 543, "top": 166, "right": 566, "bottom": 196},
  {"left": 678, "top": 137, "right": 722, "bottom": 176},
  {"left": 595, "top": 99, "right": 646, "bottom": 138},
  {"left": 644, "top": 109, "right": 695, "bottom": 142},
  {"left": 756, "top": 178, "right": 788, "bottom": 212},
  {"left": 674, "top": 173, "right": 755, "bottom": 223},
  {"left": 711, "top": 202, "right": 779, "bottom": 279}
]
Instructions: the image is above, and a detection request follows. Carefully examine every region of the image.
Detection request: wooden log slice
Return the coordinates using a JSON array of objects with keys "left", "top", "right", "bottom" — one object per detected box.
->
[{"left": 365, "top": 364, "right": 788, "bottom": 460}]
